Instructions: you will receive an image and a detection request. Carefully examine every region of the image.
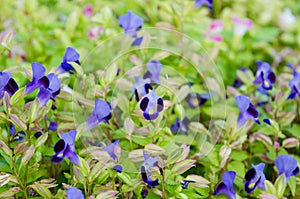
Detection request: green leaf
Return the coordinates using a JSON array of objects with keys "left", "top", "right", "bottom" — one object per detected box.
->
[
  {"left": 30, "top": 183, "right": 52, "bottom": 199},
  {"left": 10, "top": 87, "right": 25, "bottom": 106},
  {"left": 117, "top": 172, "right": 134, "bottom": 186},
  {"left": 264, "top": 180, "right": 277, "bottom": 195},
  {"left": 171, "top": 159, "right": 196, "bottom": 175},
  {"left": 274, "top": 174, "right": 286, "bottom": 198},
  {"left": 104, "top": 62, "right": 118, "bottom": 84},
  {"left": 20, "top": 145, "right": 35, "bottom": 169},
  {"left": 287, "top": 176, "right": 296, "bottom": 197}
]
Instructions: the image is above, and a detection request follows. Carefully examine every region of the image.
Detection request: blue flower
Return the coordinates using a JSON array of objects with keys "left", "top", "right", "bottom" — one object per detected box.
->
[
  {"left": 85, "top": 99, "right": 112, "bottom": 130},
  {"left": 253, "top": 61, "right": 276, "bottom": 90},
  {"left": 113, "top": 165, "right": 123, "bottom": 173},
  {"left": 287, "top": 64, "right": 300, "bottom": 99},
  {"left": 58, "top": 47, "right": 80, "bottom": 73},
  {"left": 144, "top": 60, "right": 162, "bottom": 84},
  {"left": 118, "top": 11, "right": 144, "bottom": 38},
  {"left": 0, "top": 71, "right": 18, "bottom": 98},
  {"left": 103, "top": 140, "right": 120, "bottom": 162},
  {"left": 275, "top": 154, "right": 299, "bottom": 181},
  {"left": 140, "top": 90, "right": 164, "bottom": 120},
  {"left": 140, "top": 152, "right": 159, "bottom": 188},
  {"left": 214, "top": 171, "right": 236, "bottom": 199},
  {"left": 244, "top": 163, "right": 266, "bottom": 194},
  {"left": 195, "top": 0, "right": 213, "bottom": 10},
  {"left": 26, "top": 62, "right": 61, "bottom": 107},
  {"left": 9, "top": 124, "right": 26, "bottom": 141},
  {"left": 235, "top": 95, "right": 260, "bottom": 127},
  {"left": 186, "top": 93, "right": 210, "bottom": 108},
  {"left": 66, "top": 187, "right": 84, "bottom": 199},
  {"left": 170, "top": 117, "right": 190, "bottom": 135},
  {"left": 50, "top": 130, "right": 80, "bottom": 165},
  {"left": 132, "top": 77, "right": 153, "bottom": 101}
]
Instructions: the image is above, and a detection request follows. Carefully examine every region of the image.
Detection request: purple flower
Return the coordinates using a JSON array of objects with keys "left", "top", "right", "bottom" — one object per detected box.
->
[
  {"left": 140, "top": 90, "right": 164, "bottom": 120},
  {"left": 118, "top": 11, "right": 143, "bottom": 38},
  {"left": 26, "top": 62, "right": 61, "bottom": 107},
  {"left": 46, "top": 116, "right": 58, "bottom": 131},
  {"left": 287, "top": 64, "right": 300, "bottom": 99},
  {"left": 235, "top": 95, "right": 260, "bottom": 127},
  {"left": 181, "top": 180, "right": 194, "bottom": 189},
  {"left": 58, "top": 47, "right": 80, "bottom": 73},
  {"left": 34, "top": 132, "right": 42, "bottom": 138},
  {"left": 275, "top": 154, "right": 299, "bottom": 181},
  {"left": 9, "top": 124, "right": 26, "bottom": 141},
  {"left": 195, "top": 0, "right": 213, "bottom": 10},
  {"left": 170, "top": 117, "right": 190, "bottom": 135},
  {"left": 66, "top": 187, "right": 84, "bottom": 199},
  {"left": 253, "top": 61, "right": 276, "bottom": 90},
  {"left": 132, "top": 77, "right": 153, "bottom": 101},
  {"left": 50, "top": 130, "right": 80, "bottom": 165},
  {"left": 85, "top": 99, "right": 112, "bottom": 130},
  {"left": 113, "top": 165, "right": 123, "bottom": 173},
  {"left": 244, "top": 163, "right": 266, "bottom": 194},
  {"left": 132, "top": 36, "right": 143, "bottom": 46},
  {"left": 0, "top": 71, "right": 18, "bottom": 98},
  {"left": 144, "top": 60, "right": 162, "bottom": 84},
  {"left": 103, "top": 140, "right": 120, "bottom": 162},
  {"left": 141, "top": 187, "right": 148, "bottom": 198},
  {"left": 140, "top": 152, "right": 159, "bottom": 188},
  {"left": 214, "top": 171, "right": 236, "bottom": 199},
  {"left": 186, "top": 93, "right": 210, "bottom": 108}
]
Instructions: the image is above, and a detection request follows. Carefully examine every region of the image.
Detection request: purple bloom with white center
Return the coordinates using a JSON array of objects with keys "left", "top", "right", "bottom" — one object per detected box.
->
[
  {"left": 140, "top": 152, "right": 159, "bottom": 188},
  {"left": 26, "top": 62, "right": 61, "bottom": 107},
  {"left": 66, "top": 187, "right": 84, "bottom": 199},
  {"left": 195, "top": 0, "right": 213, "bottom": 10},
  {"left": 144, "top": 60, "right": 162, "bottom": 84},
  {"left": 186, "top": 93, "right": 210, "bottom": 108},
  {"left": 9, "top": 124, "right": 26, "bottom": 141},
  {"left": 50, "top": 130, "right": 80, "bottom": 165},
  {"left": 132, "top": 76, "right": 153, "bottom": 102},
  {"left": 253, "top": 61, "right": 276, "bottom": 90},
  {"left": 275, "top": 154, "right": 299, "bottom": 182},
  {"left": 140, "top": 90, "right": 164, "bottom": 120},
  {"left": 58, "top": 47, "right": 80, "bottom": 73},
  {"left": 235, "top": 95, "right": 260, "bottom": 127},
  {"left": 287, "top": 64, "right": 300, "bottom": 99},
  {"left": 170, "top": 117, "right": 190, "bottom": 135},
  {"left": 103, "top": 140, "right": 121, "bottom": 162},
  {"left": 244, "top": 163, "right": 266, "bottom": 194},
  {"left": 0, "top": 71, "right": 18, "bottom": 98},
  {"left": 118, "top": 11, "right": 144, "bottom": 38},
  {"left": 85, "top": 99, "right": 112, "bottom": 130},
  {"left": 214, "top": 171, "right": 236, "bottom": 199}
]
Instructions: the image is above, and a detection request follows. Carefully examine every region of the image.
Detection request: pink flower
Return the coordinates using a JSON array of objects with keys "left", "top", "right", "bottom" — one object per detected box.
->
[
  {"left": 203, "top": 20, "right": 223, "bottom": 43},
  {"left": 232, "top": 15, "right": 253, "bottom": 37},
  {"left": 88, "top": 26, "right": 103, "bottom": 39},
  {"left": 82, "top": 5, "right": 93, "bottom": 18}
]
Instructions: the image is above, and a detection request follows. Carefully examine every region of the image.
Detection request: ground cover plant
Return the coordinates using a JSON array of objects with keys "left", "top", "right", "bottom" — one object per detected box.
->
[{"left": 0, "top": 0, "right": 300, "bottom": 198}]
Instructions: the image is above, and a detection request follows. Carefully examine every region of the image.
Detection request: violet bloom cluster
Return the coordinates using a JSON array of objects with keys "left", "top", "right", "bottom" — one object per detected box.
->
[
  {"left": 58, "top": 47, "right": 80, "bottom": 73},
  {"left": 85, "top": 99, "right": 112, "bottom": 130},
  {"left": 50, "top": 130, "right": 80, "bottom": 165},
  {"left": 132, "top": 75, "right": 164, "bottom": 121},
  {"left": 103, "top": 140, "right": 123, "bottom": 173},
  {"left": 186, "top": 93, "right": 210, "bottom": 108},
  {"left": 244, "top": 163, "right": 266, "bottom": 194},
  {"left": 26, "top": 62, "right": 61, "bottom": 107},
  {"left": 275, "top": 154, "right": 299, "bottom": 181},
  {"left": 253, "top": 61, "right": 276, "bottom": 90},
  {"left": 144, "top": 60, "right": 162, "bottom": 84},
  {"left": 214, "top": 171, "right": 236, "bottom": 199},
  {"left": 66, "top": 187, "right": 84, "bottom": 199},
  {"left": 235, "top": 95, "right": 260, "bottom": 127},
  {"left": 287, "top": 64, "right": 300, "bottom": 99},
  {"left": 195, "top": 0, "right": 213, "bottom": 10},
  {"left": 118, "top": 11, "right": 144, "bottom": 46},
  {"left": 0, "top": 71, "right": 18, "bottom": 98},
  {"left": 140, "top": 152, "right": 160, "bottom": 188}
]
